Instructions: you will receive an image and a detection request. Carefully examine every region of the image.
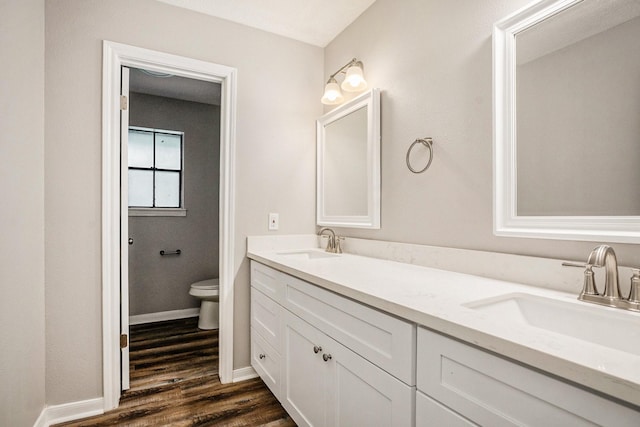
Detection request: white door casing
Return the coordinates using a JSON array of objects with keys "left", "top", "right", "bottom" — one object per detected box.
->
[
  {"left": 120, "top": 66, "right": 130, "bottom": 391},
  {"left": 102, "top": 41, "right": 237, "bottom": 411}
]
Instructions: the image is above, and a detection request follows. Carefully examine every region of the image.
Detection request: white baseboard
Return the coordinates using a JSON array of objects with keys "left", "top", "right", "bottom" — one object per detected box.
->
[
  {"left": 129, "top": 307, "right": 200, "bottom": 325},
  {"left": 33, "top": 408, "right": 47, "bottom": 427},
  {"left": 34, "top": 397, "right": 104, "bottom": 427},
  {"left": 232, "top": 366, "right": 258, "bottom": 382}
]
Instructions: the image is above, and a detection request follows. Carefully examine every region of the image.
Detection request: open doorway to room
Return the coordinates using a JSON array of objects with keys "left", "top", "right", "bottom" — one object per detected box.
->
[
  {"left": 125, "top": 67, "right": 222, "bottom": 392},
  {"left": 102, "top": 41, "right": 237, "bottom": 411}
]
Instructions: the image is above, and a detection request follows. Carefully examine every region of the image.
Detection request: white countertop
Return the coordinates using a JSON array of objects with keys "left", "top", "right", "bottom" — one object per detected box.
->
[{"left": 247, "top": 246, "right": 640, "bottom": 408}]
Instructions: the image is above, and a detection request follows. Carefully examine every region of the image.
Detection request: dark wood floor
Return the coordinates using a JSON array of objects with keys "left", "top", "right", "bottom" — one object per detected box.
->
[{"left": 55, "top": 318, "right": 296, "bottom": 427}]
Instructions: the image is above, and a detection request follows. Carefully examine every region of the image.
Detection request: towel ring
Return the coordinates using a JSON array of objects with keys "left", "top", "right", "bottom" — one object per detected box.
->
[{"left": 406, "top": 137, "right": 434, "bottom": 174}]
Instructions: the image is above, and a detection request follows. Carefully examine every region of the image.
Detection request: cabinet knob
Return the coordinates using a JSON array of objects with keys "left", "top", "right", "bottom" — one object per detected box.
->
[
  {"left": 259, "top": 353, "right": 266, "bottom": 360},
  {"left": 322, "top": 353, "right": 332, "bottom": 362},
  {"left": 313, "top": 345, "right": 322, "bottom": 354}
]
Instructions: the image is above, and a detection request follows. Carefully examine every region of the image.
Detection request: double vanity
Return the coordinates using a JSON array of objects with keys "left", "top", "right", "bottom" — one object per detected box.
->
[
  {"left": 247, "top": 0, "right": 640, "bottom": 424},
  {"left": 247, "top": 236, "right": 640, "bottom": 426}
]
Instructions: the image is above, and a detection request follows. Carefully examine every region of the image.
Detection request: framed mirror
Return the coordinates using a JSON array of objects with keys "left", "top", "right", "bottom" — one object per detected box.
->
[
  {"left": 493, "top": 0, "right": 640, "bottom": 243},
  {"left": 317, "top": 88, "right": 380, "bottom": 229}
]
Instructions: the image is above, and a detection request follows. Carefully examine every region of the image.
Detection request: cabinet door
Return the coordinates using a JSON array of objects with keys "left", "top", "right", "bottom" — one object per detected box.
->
[
  {"left": 327, "top": 333, "right": 415, "bottom": 427},
  {"left": 283, "top": 311, "right": 332, "bottom": 427},
  {"left": 283, "top": 310, "right": 414, "bottom": 427}
]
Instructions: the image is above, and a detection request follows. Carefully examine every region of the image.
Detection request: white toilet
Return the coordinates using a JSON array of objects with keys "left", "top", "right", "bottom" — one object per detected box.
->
[{"left": 189, "top": 278, "right": 219, "bottom": 330}]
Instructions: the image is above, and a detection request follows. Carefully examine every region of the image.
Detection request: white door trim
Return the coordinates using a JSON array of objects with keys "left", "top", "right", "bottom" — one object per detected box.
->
[
  {"left": 101, "top": 40, "right": 237, "bottom": 411},
  {"left": 120, "top": 66, "right": 130, "bottom": 391}
]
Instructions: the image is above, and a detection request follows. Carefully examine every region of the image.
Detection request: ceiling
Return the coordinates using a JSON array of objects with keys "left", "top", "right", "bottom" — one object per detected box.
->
[
  {"left": 155, "top": 0, "right": 376, "bottom": 47},
  {"left": 129, "top": 68, "right": 221, "bottom": 105}
]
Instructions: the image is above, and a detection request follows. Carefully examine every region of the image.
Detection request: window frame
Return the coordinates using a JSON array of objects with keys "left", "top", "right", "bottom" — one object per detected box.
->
[{"left": 127, "top": 126, "right": 187, "bottom": 217}]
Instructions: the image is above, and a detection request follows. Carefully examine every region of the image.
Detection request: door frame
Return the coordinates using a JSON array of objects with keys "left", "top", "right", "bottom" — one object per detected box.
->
[{"left": 101, "top": 40, "right": 237, "bottom": 411}]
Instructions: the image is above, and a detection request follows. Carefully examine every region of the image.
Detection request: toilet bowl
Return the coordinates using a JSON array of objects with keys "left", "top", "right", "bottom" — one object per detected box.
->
[{"left": 189, "top": 278, "right": 219, "bottom": 330}]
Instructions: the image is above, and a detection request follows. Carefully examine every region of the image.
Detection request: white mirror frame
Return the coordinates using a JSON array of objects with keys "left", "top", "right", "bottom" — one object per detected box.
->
[
  {"left": 493, "top": 0, "right": 640, "bottom": 244},
  {"left": 317, "top": 88, "right": 381, "bottom": 229}
]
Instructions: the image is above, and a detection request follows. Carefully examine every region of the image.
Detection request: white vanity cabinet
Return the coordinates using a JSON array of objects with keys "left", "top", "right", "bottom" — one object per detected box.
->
[
  {"left": 250, "top": 262, "right": 284, "bottom": 398},
  {"left": 416, "top": 327, "right": 640, "bottom": 426},
  {"left": 250, "top": 261, "right": 416, "bottom": 427}
]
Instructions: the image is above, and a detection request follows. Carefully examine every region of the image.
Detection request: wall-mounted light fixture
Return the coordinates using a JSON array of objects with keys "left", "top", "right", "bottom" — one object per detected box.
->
[{"left": 321, "top": 58, "right": 368, "bottom": 105}]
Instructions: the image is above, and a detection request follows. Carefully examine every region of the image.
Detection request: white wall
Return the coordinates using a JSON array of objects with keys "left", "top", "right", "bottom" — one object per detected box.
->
[
  {"left": 0, "top": 0, "right": 46, "bottom": 425},
  {"left": 45, "top": 0, "right": 321, "bottom": 405},
  {"left": 324, "top": 0, "right": 640, "bottom": 266}
]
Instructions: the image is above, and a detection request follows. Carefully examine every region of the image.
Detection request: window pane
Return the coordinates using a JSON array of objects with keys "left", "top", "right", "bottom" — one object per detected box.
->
[
  {"left": 128, "top": 130, "right": 154, "bottom": 168},
  {"left": 155, "top": 133, "right": 181, "bottom": 170},
  {"left": 129, "top": 169, "right": 153, "bottom": 207},
  {"left": 155, "top": 171, "right": 180, "bottom": 207}
]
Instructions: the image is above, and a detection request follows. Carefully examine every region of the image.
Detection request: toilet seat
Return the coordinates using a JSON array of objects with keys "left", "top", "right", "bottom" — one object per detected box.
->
[
  {"left": 189, "top": 279, "right": 219, "bottom": 298},
  {"left": 190, "top": 278, "right": 219, "bottom": 290}
]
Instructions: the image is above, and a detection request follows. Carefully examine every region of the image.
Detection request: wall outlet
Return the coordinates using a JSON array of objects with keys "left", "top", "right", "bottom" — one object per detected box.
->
[{"left": 268, "top": 213, "right": 279, "bottom": 231}]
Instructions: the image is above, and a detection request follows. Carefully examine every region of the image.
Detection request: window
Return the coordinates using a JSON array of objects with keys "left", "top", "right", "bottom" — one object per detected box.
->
[{"left": 128, "top": 127, "right": 184, "bottom": 209}]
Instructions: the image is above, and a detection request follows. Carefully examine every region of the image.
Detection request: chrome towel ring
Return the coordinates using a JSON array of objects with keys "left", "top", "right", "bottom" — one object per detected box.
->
[{"left": 406, "top": 137, "right": 434, "bottom": 174}]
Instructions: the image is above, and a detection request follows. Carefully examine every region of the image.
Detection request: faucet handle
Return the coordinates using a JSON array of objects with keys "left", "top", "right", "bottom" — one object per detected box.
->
[
  {"left": 562, "top": 262, "right": 598, "bottom": 296},
  {"left": 562, "top": 262, "right": 588, "bottom": 269},
  {"left": 580, "top": 264, "right": 598, "bottom": 296},
  {"left": 335, "top": 236, "right": 345, "bottom": 254},
  {"left": 629, "top": 269, "right": 640, "bottom": 303}
]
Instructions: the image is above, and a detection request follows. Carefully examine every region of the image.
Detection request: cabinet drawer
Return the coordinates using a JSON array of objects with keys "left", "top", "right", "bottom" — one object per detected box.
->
[
  {"left": 283, "top": 273, "right": 416, "bottom": 385},
  {"left": 417, "top": 327, "right": 640, "bottom": 426},
  {"left": 251, "top": 288, "right": 281, "bottom": 350},
  {"left": 251, "top": 327, "right": 281, "bottom": 399},
  {"left": 416, "top": 391, "right": 476, "bottom": 426},
  {"left": 250, "top": 261, "right": 284, "bottom": 303}
]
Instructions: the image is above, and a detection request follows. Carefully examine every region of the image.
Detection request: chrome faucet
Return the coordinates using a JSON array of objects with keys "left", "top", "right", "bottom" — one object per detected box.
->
[
  {"left": 317, "top": 227, "right": 343, "bottom": 253},
  {"left": 563, "top": 244, "right": 639, "bottom": 312},
  {"left": 586, "top": 244, "right": 621, "bottom": 301}
]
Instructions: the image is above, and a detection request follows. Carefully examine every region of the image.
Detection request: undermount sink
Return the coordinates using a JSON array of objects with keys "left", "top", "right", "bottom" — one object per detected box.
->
[
  {"left": 465, "top": 293, "right": 640, "bottom": 356},
  {"left": 276, "top": 250, "right": 340, "bottom": 260}
]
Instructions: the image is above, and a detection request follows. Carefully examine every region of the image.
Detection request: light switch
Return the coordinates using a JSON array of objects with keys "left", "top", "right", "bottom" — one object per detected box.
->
[{"left": 268, "top": 213, "right": 279, "bottom": 231}]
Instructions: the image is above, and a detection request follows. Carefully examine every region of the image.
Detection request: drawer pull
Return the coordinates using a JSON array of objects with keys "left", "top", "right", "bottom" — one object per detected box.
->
[
  {"left": 259, "top": 353, "right": 266, "bottom": 360},
  {"left": 322, "top": 353, "right": 332, "bottom": 362},
  {"left": 313, "top": 345, "right": 322, "bottom": 354}
]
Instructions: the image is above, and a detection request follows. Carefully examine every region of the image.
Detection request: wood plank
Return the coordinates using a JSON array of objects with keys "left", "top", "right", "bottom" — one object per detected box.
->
[{"left": 54, "top": 318, "right": 296, "bottom": 426}]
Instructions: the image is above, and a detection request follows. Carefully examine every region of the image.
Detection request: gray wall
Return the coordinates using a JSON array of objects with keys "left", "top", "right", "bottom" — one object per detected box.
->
[
  {"left": 0, "top": 0, "right": 46, "bottom": 425},
  {"left": 128, "top": 92, "right": 219, "bottom": 316},
  {"left": 45, "top": 0, "right": 320, "bottom": 405},
  {"left": 324, "top": 0, "right": 640, "bottom": 266}
]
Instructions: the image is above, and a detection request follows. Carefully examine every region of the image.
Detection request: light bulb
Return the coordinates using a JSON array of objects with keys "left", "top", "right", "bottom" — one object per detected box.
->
[
  {"left": 341, "top": 63, "right": 367, "bottom": 92},
  {"left": 321, "top": 79, "right": 344, "bottom": 105}
]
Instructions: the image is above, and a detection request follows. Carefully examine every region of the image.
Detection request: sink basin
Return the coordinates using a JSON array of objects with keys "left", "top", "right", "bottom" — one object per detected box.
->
[
  {"left": 276, "top": 250, "right": 340, "bottom": 261},
  {"left": 465, "top": 293, "right": 640, "bottom": 356}
]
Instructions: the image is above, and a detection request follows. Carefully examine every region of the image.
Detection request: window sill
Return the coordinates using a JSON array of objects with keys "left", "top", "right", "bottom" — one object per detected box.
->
[{"left": 128, "top": 208, "right": 187, "bottom": 217}]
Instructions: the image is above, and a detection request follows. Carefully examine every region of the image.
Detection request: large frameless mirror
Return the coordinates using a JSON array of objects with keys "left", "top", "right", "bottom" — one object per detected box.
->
[
  {"left": 317, "top": 88, "right": 380, "bottom": 229},
  {"left": 493, "top": 0, "right": 640, "bottom": 243}
]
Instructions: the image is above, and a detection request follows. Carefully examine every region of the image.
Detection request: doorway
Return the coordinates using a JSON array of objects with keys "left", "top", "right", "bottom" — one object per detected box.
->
[
  {"left": 102, "top": 41, "right": 237, "bottom": 411},
  {"left": 125, "top": 67, "right": 221, "bottom": 390}
]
